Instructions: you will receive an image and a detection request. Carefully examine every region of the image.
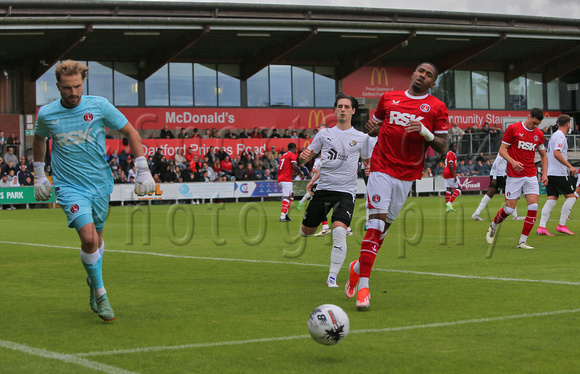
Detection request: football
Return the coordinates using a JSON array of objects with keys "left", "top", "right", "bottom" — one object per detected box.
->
[{"left": 307, "top": 304, "right": 350, "bottom": 345}]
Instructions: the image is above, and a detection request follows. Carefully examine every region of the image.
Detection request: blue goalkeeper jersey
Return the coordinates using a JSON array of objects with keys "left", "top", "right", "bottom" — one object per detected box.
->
[{"left": 35, "top": 95, "right": 128, "bottom": 196}]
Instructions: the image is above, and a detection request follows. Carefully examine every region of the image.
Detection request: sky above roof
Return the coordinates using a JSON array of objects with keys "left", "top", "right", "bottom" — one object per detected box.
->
[{"left": 167, "top": 0, "right": 580, "bottom": 19}]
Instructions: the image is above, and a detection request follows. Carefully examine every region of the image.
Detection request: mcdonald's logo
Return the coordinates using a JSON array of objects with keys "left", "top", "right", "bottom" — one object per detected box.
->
[
  {"left": 308, "top": 110, "right": 326, "bottom": 129},
  {"left": 371, "top": 67, "right": 388, "bottom": 86}
]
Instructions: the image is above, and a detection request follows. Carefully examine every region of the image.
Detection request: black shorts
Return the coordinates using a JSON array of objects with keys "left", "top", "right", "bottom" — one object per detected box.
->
[
  {"left": 546, "top": 175, "right": 575, "bottom": 197},
  {"left": 489, "top": 175, "right": 507, "bottom": 190},
  {"left": 302, "top": 190, "right": 355, "bottom": 228}
]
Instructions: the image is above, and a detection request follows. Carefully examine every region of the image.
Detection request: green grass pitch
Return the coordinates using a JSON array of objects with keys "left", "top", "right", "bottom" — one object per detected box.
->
[{"left": 1, "top": 194, "right": 579, "bottom": 373}]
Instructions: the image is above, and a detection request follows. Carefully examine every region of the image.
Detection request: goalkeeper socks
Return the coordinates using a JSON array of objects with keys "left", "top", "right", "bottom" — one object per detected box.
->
[
  {"left": 98, "top": 240, "right": 105, "bottom": 257},
  {"left": 81, "top": 249, "right": 106, "bottom": 297}
]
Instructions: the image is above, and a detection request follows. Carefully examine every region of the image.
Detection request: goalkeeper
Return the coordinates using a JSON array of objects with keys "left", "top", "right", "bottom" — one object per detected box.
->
[{"left": 32, "top": 60, "right": 155, "bottom": 322}]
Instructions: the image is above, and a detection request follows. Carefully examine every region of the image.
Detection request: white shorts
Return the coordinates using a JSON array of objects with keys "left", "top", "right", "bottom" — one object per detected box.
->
[
  {"left": 444, "top": 178, "right": 459, "bottom": 189},
  {"left": 279, "top": 181, "right": 293, "bottom": 197},
  {"left": 505, "top": 176, "right": 539, "bottom": 200},
  {"left": 366, "top": 172, "right": 413, "bottom": 223}
]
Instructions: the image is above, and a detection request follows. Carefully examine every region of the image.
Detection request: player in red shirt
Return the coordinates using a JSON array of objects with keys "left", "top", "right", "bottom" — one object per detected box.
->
[
  {"left": 277, "top": 142, "right": 303, "bottom": 222},
  {"left": 443, "top": 142, "right": 461, "bottom": 212},
  {"left": 345, "top": 62, "right": 449, "bottom": 310},
  {"left": 486, "top": 108, "right": 548, "bottom": 249}
]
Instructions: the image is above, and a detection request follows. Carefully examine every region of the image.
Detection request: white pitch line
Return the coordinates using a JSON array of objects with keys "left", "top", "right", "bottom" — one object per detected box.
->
[
  {"left": 0, "top": 339, "right": 137, "bottom": 374},
  {"left": 73, "top": 308, "right": 580, "bottom": 357},
  {"left": 2, "top": 240, "right": 579, "bottom": 286}
]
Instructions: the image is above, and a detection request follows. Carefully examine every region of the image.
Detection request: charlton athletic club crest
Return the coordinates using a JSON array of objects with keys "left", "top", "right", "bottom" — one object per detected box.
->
[
  {"left": 70, "top": 204, "right": 80, "bottom": 214},
  {"left": 372, "top": 194, "right": 381, "bottom": 203},
  {"left": 420, "top": 104, "right": 431, "bottom": 113},
  {"left": 84, "top": 112, "right": 94, "bottom": 122}
]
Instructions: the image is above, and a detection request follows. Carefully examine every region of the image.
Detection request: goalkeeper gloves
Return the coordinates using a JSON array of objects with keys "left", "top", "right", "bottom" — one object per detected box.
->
[
  {"left": 134, "top": 156, "right": 155, "bottom": 196},
  {"left": 33, "top": 162, "right": 53, "bottom": 201}
]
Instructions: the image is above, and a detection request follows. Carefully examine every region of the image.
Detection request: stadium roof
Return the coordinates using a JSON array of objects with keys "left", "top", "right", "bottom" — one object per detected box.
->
[{"left": 1, "top": 0, "right": 580, "bottom": 83}]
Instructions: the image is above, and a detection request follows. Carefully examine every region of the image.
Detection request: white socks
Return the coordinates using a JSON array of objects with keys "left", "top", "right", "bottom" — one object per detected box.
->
[
  {"left": 560, "top": 197, "right": 576, "bottom": 226},
  {"left": 329, "top": 226, "right": 347, "bottom": 279},
  {"left": 539, "top": 199, "right": 557, "bottom": 227}
]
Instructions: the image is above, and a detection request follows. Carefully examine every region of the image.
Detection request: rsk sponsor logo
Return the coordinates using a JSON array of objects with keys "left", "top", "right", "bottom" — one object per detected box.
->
[
  {"left": 54, "top": 128, "right": 94, "bottom": 146},
  {"left": 517, "top": 140, "right": 537, "bottom": 151},
  {"left": 389, "top": 111, "right": 424, "bottom": 126}
]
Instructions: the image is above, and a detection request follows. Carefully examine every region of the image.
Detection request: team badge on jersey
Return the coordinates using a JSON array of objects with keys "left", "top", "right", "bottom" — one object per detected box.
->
[
  {"left": 534, "top": 135, "right": 539, "bottom": 142},
  {"left": 83, "top": 113, "right": 94, "bottom": 122},
  {"left": 420, "top": 104, "right": 431, "bottom": 113},
  {"left": 349, "top": 140, "right": 357, "bottom": 147},
  {"left": 70, "top": 204, "right": 80, "bottom": 214},
  {"left": 371, "top": 194, "right": 381, "bottom": 203}
]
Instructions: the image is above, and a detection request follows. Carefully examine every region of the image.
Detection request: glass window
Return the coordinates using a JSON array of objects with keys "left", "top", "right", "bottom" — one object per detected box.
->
[
  {"left": 270, "top": 65, "right": 292, "bottom": 106},
  {"left": 489, "top": 71, "right": 505, "bottom": 109},
  {"left": 247, "top": 67, "right": 269, "bottom": 107},
  {"left": 547, "top": 78, "right": 560, "bottom": 110},
  {"left": 527, "top": 73, "right": 543, "bottom": 109},
  {"left": 114, "top": 62, "right": 138, "bottom": 106},
  {"left": 217, "top": 64, "right": 241, "bottom": 107},
  {"left": 454, "top": 71, "right": 471, "bottom": 108},
  {"left": 145, "top": 65, "right": 169, "bottom": 106},
  {"left": 87, "top": 61, "right": 113, "bottom": 103},
  {"left": 432, "top": 70, "right": 455, "bottom": 108},
  {"left": 194, "top": 63, "right": 217, "bottom": 106},
  {"left": 36, "top": 65, "right": 59, "bottom": 106},
  {"left": 292, "top": 66, "right": 314, "bottom": 107},
  {"left": 471, "top": 71, "right": 488, "bottom": 109},
  {"left": 314, "top": 66, "right": 335, "bottom": 107},
  {"left": 169, "top": 62, "right": 193, "bottom": 106},
  {"left": 509, "top": 76, "right": 526, "bottom": 110}
]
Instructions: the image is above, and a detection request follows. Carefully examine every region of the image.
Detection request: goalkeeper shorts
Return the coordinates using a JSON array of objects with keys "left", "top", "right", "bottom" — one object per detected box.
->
[{"left": 55, "top": 188, "right": 110, "bottom": 232}]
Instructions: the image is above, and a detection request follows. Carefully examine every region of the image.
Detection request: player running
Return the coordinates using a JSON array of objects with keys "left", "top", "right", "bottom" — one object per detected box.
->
[
  {"left": 443, "top": 142, "right": 461, "bottom": 212},
  {"left": 485, "top": 108, "right": 548, "bottom": 249},
  {"left": 344, "top": 62, "right": 449, "bottom": 310},
  {"left": 536, "top": 114, "right": 577, "bottom": 236},
  {"left": 33, "top": 60, "right": 155, "bottom": 321},
  {"left": 472, "top": 153, "right": 522, "bottom": 221},
  {"left": 277, "top": 142, "right": 304, "bottom": 222},
  {"left": 299, "top": 93, "right": 372, "bottom": 288}
]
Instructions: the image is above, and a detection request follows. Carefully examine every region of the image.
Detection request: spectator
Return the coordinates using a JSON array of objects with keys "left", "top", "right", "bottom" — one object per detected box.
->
[
  {"left": 250, "top": 127, "right": 262, "bottom": 138},
  {"left": 203, "top": 129, "right": 212, "bottom": 139},
  {"left": 23, "top": 175, "right": 34, "bottom": 186},
  {"left": 206, "top": 146, "right": 216, "bottom": 164},
  {"left": 269, "top": 129, "right": 281, "bottom": 138},
  {"left": 456, "top": 159, "right": 468, "bottom": 176},
  {"left": 298, "top": 129, "right": 309, "bottom": 139},
  {"left": 6, "top": 133, "right": 18, "bottom": 145},
  {"left": 147, "top": 155, "right": 155, "bottom": 172},
  {"left": 160, "top": 163, "right": 175, "bottom": 183},
  {"left": 233, "top": 162, "right": 247, "bottom": 181},
  {"left": 16, "top": 163, "right": 33, "bottom": 186},
  {"left": 221, "top": 155, "right": 233, "bottom": 176},
  {"left": 173, "top": 166, "right": 182, "bottom": 183},
  {"left": 260, "top": 128, "right": 269, "bottom": 138},
  {"left": 224, "top": 129, "right": 238, "bottom": 139},
  {"left": 124, "top": 154, "right": 135, "bottom": 174},
  {"left": 0, "top": 156, "right": 3, "bottom": 170},
  {"left": 190, "top": 155, "right": 203, "bottom": 172},
  {"left": 3, "top": 146, "right": 18, "bottom": 165},
  {"left": 0, "top": 173, "right": 16, "bottom": 210},
  {"left": 118, "top": 146, "right": 130, "bottom": 171},
  {"left": 16, "top": 156, "right": 30, "bottom": 171},
  {"left": 181, "top": 164, "right": 193, "bottom": 182},
  {"left": 239, "top": 128, "right": 250, "bottom": 139},
  {"left": 185, "top": 147, "right": 195, "bottom": 163},
  {"left": 0, "top": 131, "right": 6, "bottom": 153},
  {"left": 109, "top": 149, "right": 119, "bottom": 164},
  {"left": 262, "top": 168, "right": 274, "bottom": 180},
  {"left": 473, "top": 159, "right": 487, "bottom": 175},
  {"left": 422, "top": 167, "right": 433, "bottom": 178},
  {"left": 282, "top": 129, "right": 291, "bottom": 138},
  {"left": 252, "top": 158, "right": 264, "bottom": 180},
  {"left": 212, "top": 160, "right": 222, "bottom": 180},
  {"left": 191, "top": 128, "right": 202, "bottom": 139},
  {"left": 148, "top": 131, "right": 158, "bottom": 139},
  {"left": 476, "top": 152, "right": 486, "bottom": 164},
  {"left": 109, "top": 158, "right": 121, "bottom": 181},
  {"left": 211, "top": 128, "right": 220, "bottom": 138},
  {"left": 203, "top": 162, "right": 216, "bottom": 181},
  {"left": 2, "top": 160, "right": 16, "bottom": 176},
  {"left": 160, "top": 125, "right": 175, "bottom": 139},
  {"left": 466, "top": 159, "right": 476, "bottom": 175},
  {"left": 127, "top": 165, "right": 137, "bottom": 181},
  {"left": 116, "top": 171, "right": 128, "bottom": 184},
  {"left": 433, "top": 161, "right": 445, "bottom": 176},
  {"left": 290, "top": 130, "right": 299, "bottom": 139},
  {"left": 246, "top": 162, "right": 257, "bottom": 180},
  {"left": 263, "top": 151, "right": 277, "bottom": 176},
  {"left": 177, "top": 127, "right": 189, "bottom": 139},
  {"left": 174, "top": 148, "right": 187, "bottom": 169}
]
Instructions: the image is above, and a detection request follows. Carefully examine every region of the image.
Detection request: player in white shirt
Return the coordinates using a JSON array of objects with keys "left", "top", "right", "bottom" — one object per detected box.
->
[
  {"left": 472, "top": 153, "right": 522, "bottom": 221},
  {"left": 299, "top": 93, "right": 373, "bottom": 288},
  {"left": 537, "top": 114, "right": 577, "bottom": 235}
]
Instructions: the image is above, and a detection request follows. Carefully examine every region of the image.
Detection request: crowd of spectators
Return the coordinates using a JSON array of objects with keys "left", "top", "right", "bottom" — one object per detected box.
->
[
  {"left": 146, "top": 126, "right": 317, "bottom": 140},
  {"left": 105, "top": 143, "right": 318, "bottom": 184}
]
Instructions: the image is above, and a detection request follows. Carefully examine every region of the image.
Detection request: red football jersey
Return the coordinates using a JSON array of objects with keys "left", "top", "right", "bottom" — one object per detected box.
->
[
  {"left": 371, "top": 90, "right": 449, "bottom": 181},
  {"left": 443, "top": 150, "right": 457, "bottom": 179},
  {"left": 502, "top": 122, "right": 545, "bottom": 178},
  {"left": 277, "top": 151, "right": 298, "bottom": 182}
]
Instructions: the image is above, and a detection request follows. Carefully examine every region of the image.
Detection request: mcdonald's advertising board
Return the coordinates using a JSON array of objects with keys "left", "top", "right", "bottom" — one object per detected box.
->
[
  {"left": 118, "top": 108, "right": 336, "bottom": 131},
  {"left": 342, "top": 67, "right": 413, "bottom": 99}
]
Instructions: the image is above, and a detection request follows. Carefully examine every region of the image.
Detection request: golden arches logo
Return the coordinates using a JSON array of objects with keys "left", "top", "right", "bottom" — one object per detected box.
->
[
  {"left": 308, "top": 110, "right": 326, "bottom": 129},
  {"left": 371, "top": 68, "right": 388, "bottom": 86}
]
